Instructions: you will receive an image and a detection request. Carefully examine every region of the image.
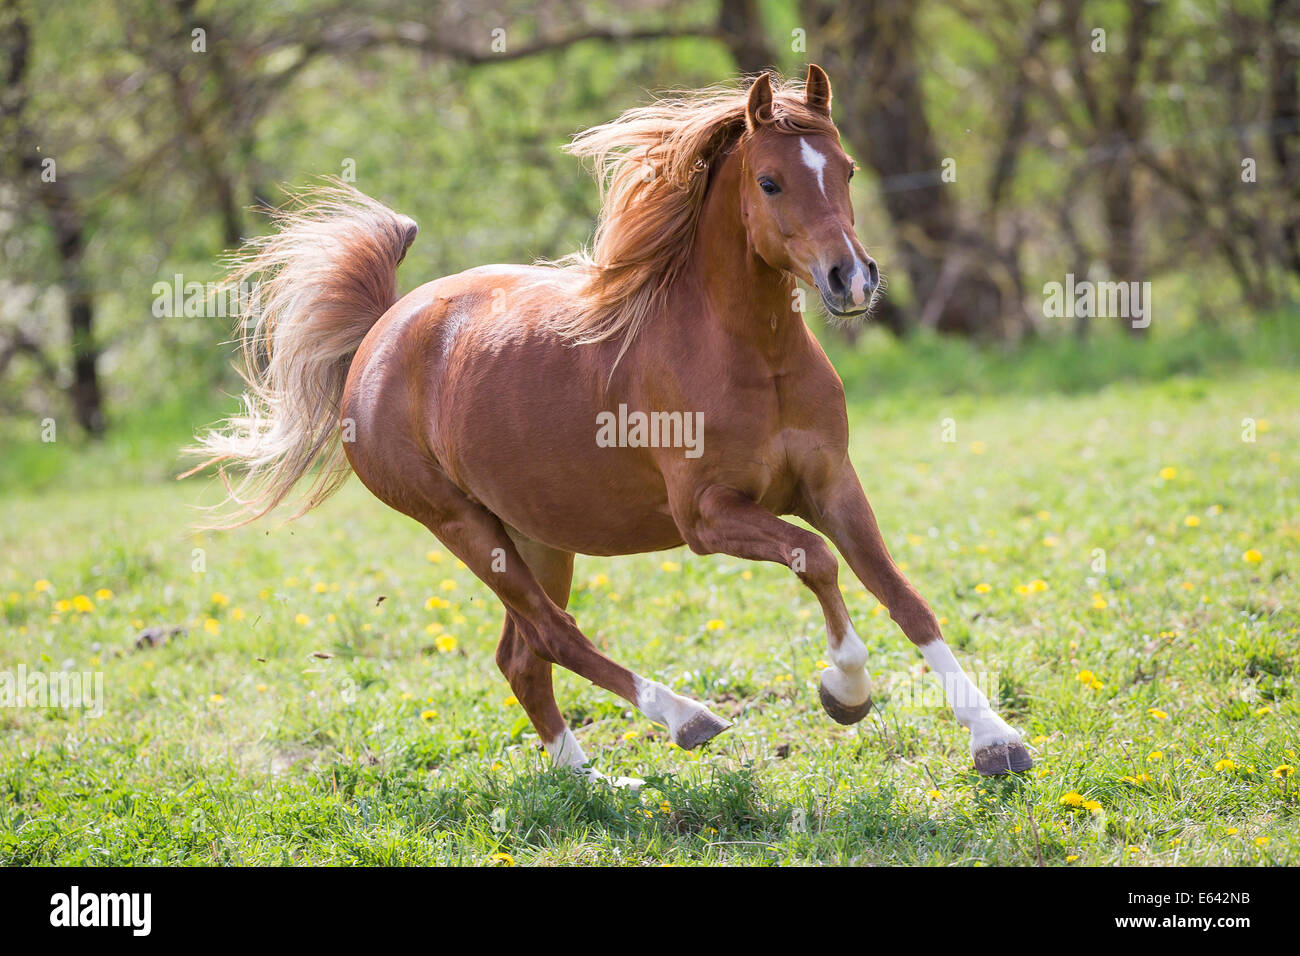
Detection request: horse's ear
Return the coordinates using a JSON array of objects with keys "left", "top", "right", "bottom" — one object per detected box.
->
[
  {"left": 805, "top": 63, "right": 832, "bottom": 115},
  {"left": 745, "top": 72, "right": 774, "bottom": 132}
]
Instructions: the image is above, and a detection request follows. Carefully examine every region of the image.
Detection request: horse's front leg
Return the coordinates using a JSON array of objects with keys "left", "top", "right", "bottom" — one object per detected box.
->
[
  {"left": 803, "top": 462, "right": 1033, "bottom": 776},
  {"left": 675, "top": 485, "right": 873, "bottom": 724}
]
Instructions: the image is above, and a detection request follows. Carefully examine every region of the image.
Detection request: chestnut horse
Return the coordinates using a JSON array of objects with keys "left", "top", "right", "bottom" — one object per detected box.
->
[{"left": 191, "top": 66, "right": 1031, "bottom": 777}]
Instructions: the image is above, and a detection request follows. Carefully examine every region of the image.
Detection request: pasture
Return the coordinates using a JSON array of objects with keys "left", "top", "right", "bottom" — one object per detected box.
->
[{"left": 2, "top": 322, "right": 1297, "bottom": 866}]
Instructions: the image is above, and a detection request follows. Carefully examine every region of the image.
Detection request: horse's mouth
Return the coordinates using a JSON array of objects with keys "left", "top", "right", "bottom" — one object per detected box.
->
[{"left": 819, "top": 293, "right": 873, "bottom": 321}]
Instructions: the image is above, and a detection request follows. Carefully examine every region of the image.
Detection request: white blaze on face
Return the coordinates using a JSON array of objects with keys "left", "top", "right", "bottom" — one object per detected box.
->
[
  {"left": 843, "top": 230, "right": 868, "bottom": 307},
  {"left": 800, "top": 137, "right": 828, "bottom": 197}
]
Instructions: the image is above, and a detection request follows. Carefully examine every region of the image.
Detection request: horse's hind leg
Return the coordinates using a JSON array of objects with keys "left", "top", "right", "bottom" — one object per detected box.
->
[
  {"left": 377, "top": 460, "right": 731, "bottom": 756},
  {"left": 494, "top": 535, "right": 586, "bottom": 769}
]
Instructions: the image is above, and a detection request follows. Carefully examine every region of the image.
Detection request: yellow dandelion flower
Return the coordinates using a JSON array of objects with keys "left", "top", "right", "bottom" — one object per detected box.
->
[
  {"left": 71, "top": 594, "right": 94, "bottom": 613},
  {"left": 54, "top": 599, "right": 72, "bottom": 613},
  {"left": 420, "top": 709, "right": 437, "bottom": 720},
  {"left": 1091, "top": 593, "right": 1108, "bottom": 610},
  {"left": 426, "top": 550, "right": 443, "bottom": 563},
  {"left": 1213, "top": 758, "right": 1237, "bottom": 773},
  {"left": 1242, "top": 548, "right": 1263, "bottom": 563},
  {"left": 1256, "top": 705, "right": 1272, "bottom": 716},
  {"left": 1059, "top": 792, "right": 1084, "bottom": 807},
  {"left": 231, "top": 607, "right": 246, "bottom": 621},
  {"left": 1255, "top": 837, "right": 1270, "bottom": 847},
  {"left": 1184, "top": 515, "right": 1200, "bottom": 527},
  {"left": 661, "top": 561, "right": 681, "bottom": 572},
  {"left": 622, "top": 730, "right": 639, "bottom": 742},
  {"left": 95, "top": 588, "right": 114, "bottom": 601},
  {"left": 1147, "top": 707, "right": 1168, "bottom": 720},
  {"left": 209, "top": 694, "right": 224, "bottom": 703},
  {"left": 1031, "top": 734, "right": 1048, "bottom": 744},
  {"left": 969, "top": 440, "right": 986, "bottom": 454},
  {"left": 1089, "top": 679, "right": 1103, "bottom": 690},
  {"left": 974, "top": 582, "right": 992, "bottom": 594},
  {"left": 1076, "top": 669, "right": 1094, "bottom": 684},
  {"left": 1126, "top": 845, "right": 1140, "bottom": 855},
  {"left": 1147, "top": 750, "right": 1163, "bottom": 763},
  {"left": 491, "top": 762, "right": 503, "bottom": 772},
  {"left": 294, "top": 613, "right": 311, "bottom": 626},
  {"left": 255, "top": 683, "right": 268, "bottom": 693},
  {"left": 434, "top": 634, "right": 458, "bottom": 653},
  {"left": 1066, "top": 854, "right": 1079, "bottom": 862},
  {"left": 490, "top": 853, "right": 514, "bottom": 866},
  {"left": 439, "top": 579, "right": 457, "bottom": 591},
  {"left": 589, "top": 573, "right": 609, "bottom": 588},
  {"left": 1225, "top": 827, "right": 1239, "bottom": 835},
  {"left": 425, "top": 596, "right": 449, "bottom": 610},
  {"left": 210, "top": 592, "right": 230, "bottom": 606},
  {"left": 1043, "top": 536, "right": 1059, "bottom": 547},
  {"left": 926, "top": 789, "right": 941, "bottom": 799},
  {"left": 705, "top": 618, "right": 726, "bottom": 631},
  {"left": 34, "top": 579, "right": 52, "bottom": 592},
  {"left": 1158, "top": 466, "right": 1177, "bottom": 480},
  {"left": 313, "top": 582, "right": 328, "bottom": 593},
  {"left": 1272, "top": 765, "right": 1294, "bottom": 779},
  {"left": 1082, "top": 800, "right": 1102, "bottom": 813},
  {"left": 203, "top": 618, "right": 220, "bottom": 635}
]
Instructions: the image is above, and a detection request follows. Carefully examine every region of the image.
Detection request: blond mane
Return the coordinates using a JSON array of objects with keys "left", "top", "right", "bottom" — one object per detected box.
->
[{"left": 550, "top": 74, "right": 839, "bottom": 367}]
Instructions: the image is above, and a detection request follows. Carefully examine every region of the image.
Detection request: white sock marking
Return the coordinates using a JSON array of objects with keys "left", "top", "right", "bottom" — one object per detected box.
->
[
  {"left": 545, "top": 727, "right": 590, "bottom": 769},
  {"left": 822, "top": 623, "right": 871, "bottom": 706},
  {"left": 919, "top": 640, "right": 1018, "bottom": 750}
]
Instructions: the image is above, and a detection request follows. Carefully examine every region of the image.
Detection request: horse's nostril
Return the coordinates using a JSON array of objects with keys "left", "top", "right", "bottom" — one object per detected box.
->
[
  {"left": 867, "top": 259, "right": 879, "bottom": 289},
  {"left": 827, "top": 264, "right": 847, "bottom": 295}
]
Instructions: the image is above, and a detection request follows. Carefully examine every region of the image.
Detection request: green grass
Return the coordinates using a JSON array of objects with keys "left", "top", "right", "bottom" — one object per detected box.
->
[{"left": 2, "top": 320, "right": 1299, "bottom": 865}]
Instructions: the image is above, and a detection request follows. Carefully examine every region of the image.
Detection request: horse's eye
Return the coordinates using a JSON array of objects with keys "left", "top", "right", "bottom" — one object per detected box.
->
[
  {"left": 848, "top": 165, "right": 855, "bottom": 181},
  {"left": 758, "top": 177, "right": 780, "bottom": 195}
]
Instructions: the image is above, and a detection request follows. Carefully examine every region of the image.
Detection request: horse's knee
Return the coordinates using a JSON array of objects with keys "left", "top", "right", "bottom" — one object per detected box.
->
[{"left": 794, "top": 535, "right": 838, "bottom": 589}]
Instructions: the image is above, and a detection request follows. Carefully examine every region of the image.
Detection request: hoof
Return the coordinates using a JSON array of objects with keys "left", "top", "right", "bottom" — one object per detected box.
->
[
  {"left": 973, "top": 740, "right": 1034, "bottom": 776},
  {"left": 673, "top": 710, "right": 731, "bottom": 750},
  {"left": 818, "top": 682, "right": 872, "bottom": 725},
  {"left": 818, "top": 667, "right": 872, "bottom": 725}
]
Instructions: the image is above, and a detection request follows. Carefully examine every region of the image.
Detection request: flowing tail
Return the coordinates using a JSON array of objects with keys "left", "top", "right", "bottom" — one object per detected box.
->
[{"left": 184, "top": 180, "right": 418, "bottom": 527}]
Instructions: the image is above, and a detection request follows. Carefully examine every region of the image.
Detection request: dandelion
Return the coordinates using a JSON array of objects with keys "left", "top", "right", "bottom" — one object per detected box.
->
[
  {"left": 1158, "top": 466, "right": 1177, "bottom": 480},
  {"left": 661, "top": 561, "right": 681, "bottom": 572},
  {"left": 1147, "top": 750, "right": 1163, "bottom": 763},
  {"left": 1255, "top": 837, "right": 1270, "bottom": 847},
  {"left": 705, "top": 618, "right": 726, "bottom": 631},
  {"left": 1090, "top": 593, "right": 1108, "bottom": 610},
  {"left": 1272, "top": 765, "right": 1294, "bottom": 779},
  {"left": 231, "top": 608, "right": 246, "bottom": 621},
  {"left": 420, "top": 709, "right": 437, "bottom": 720},
  {"left": 426, "top": 550, "right": 443, "bottom": 563},
  {"left": 1076, "top": 670, "right": 1095, "bottom": 684},
  {"left": 491, "top": 762, "right": 503, "bottom": 772},
  {"left": 1126, "top": 845, "right": 1141, "bottom": 855},
  {"left": 970, "top": 440, "right": 986, "bottom": 454},
  {"left": 1031, "top": 734, "right": 1048, "bottom": 745},
  {"left": 55, "top": 599, "right": 72, "bottom": 613},
  {"left": 294, "top": 613, "right": 311, "bottom": 627},
  {"left": 313, "top": 582, "right": 329, "bottom": 593},
  {"left": 1059, "top": 792, "right": 1084, "bottom": 808},
  {"left": 439, "top": 579, "right": 457, "bottom": 591},
  {"left": 1242, "top": 548, "right": 1263, "bottom": 563},
  {"left": 1082, "top": 800, "right": 1102, "bottom": 813},
  {"left": 95, "top": 588, "right": 114, "bottom": 601},
  {"left": 1213, "top": 758, "right": 1238, "bottom": 773},
  {"left": 1225, "top": 827, "right": 1239, "bottom": 836},
  {"left": 926, "top": 789, "right": 941, "bottom": 799},
  {"left": 71, "top": 595, "right": 94, "bottom": 613},
  {"left": 1184, "top": 515, "right": 1200, "bottom": 527},
  {"left": 209, "top": 694, "right": 224, "bottom": 703},
  {"left": 434, "top": 635, "right": 458, "bottom": 653},
  {"left": 203, "top": 618, "right": 220, "bottom": 635},
  {"left": 211, "top": 592, "right": 230, "bottom": 607},
  {"left": 503, "top": 695, "right": 518, "bottom": 707},
  {"left": 34, "top": 579, "right": 52, "bottom": 592},
  {"left": 1147, "top": 707, "right": 1168, "bottom": 720},
  {"left": 974, "top": 582, "right": 991, "bottom": 594},
  {"left": 1043, "top": 536, "right": 1059, "bottom": 547},
  {"left": 1256, "top": 705, "right": 1272, "bottom": 716},
  {"left": 622, "top": 730, "right": 639, "bottom": 742},
  {"left": 425, "top": 596, "right": 449, "bottom": 610},
  {"left": 490, "top": 853, "right": 514, "bottom": 866},
  {"left": 1066, "top": 854, "right": 1079, "bottom": 863}
]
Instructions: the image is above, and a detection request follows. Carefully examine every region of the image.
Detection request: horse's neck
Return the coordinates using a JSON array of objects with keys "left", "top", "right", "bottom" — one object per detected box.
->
[{"left": 688, "top": 149, "right": 803, "bottom": 358}]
